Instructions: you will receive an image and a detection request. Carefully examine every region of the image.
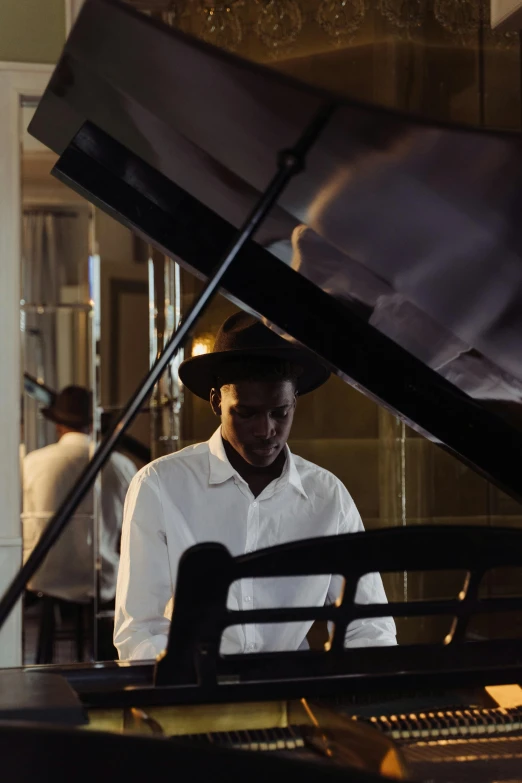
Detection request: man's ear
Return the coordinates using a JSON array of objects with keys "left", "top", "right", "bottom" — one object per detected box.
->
[{"left": 210, "top": 388, "right": 221, "bottom": 417}]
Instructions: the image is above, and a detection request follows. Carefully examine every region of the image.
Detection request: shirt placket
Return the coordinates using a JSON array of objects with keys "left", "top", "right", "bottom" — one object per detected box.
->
[{"left": 243, "top": 497, "right": 260, "bottom": 652}]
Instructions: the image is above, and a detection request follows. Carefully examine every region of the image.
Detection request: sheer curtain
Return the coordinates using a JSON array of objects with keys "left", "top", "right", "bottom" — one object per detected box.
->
[
  {"left": 22, "top": 209, "right": 87, "bottom": 302},
  {"left": 21, "top": 208, "right": 90, "bottom": 452}
]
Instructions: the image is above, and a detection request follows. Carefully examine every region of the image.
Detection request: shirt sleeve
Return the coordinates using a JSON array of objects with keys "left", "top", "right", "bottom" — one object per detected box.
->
[
  {"left": 114, "top": 467, "right": 173, "bottom": 660},
  {"left": 327, "top": 482, "right": 397, "bottom": 648},
  {"left": 22, "top": 454, "right": 52, "bottom": 559},
  {"left": 22, "top": 455, "right": 39, "bottom": 558},
  {"left": 118, "top": 454, "right": 139, "bottom": 490}
]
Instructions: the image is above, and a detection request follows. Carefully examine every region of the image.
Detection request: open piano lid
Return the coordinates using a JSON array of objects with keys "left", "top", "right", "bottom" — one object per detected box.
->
[{"left": 30, "top": 0, "right": 522, "bottom": 501}]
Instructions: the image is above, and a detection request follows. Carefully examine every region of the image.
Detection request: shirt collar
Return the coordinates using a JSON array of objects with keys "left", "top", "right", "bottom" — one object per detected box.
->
[
  {"left": 286, "top": 450, "right": 308, "bottom": 499},
  {"left": 207, "top": 428, "right": 308, "bottom": 499},
  {"left": 59, "top": 432, "right": 90, "bottom": 446},
  {"left": 208, "top": 428, "right": 237, "bottom": 485}
]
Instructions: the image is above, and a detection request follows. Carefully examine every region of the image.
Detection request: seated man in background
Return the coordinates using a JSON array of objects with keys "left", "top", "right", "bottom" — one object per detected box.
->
[
  {"left": 115, "top": 312, "right": 396, "bottom": 660},
  {"left": 23, "top": 386, "right": 137, "bottom": 656}
]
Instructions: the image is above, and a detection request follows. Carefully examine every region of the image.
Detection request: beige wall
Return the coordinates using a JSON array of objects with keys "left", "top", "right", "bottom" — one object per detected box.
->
[{"left": 0, "top": 0, "right": 64, "bottom": 64}]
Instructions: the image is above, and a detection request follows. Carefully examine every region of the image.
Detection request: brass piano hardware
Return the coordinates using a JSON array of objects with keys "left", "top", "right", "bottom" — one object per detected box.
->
[
  {"left": 124, "top": 707, "right": 165, "bottom": 735},
  {"left": 299, "top": 698, "right": 333, "bottom": 758},
  {"left": 486, "top": 684, "right": 522, "bottom": 709},
  {"left": 300, "top": 701, "right": 408, "bottom": 778}
]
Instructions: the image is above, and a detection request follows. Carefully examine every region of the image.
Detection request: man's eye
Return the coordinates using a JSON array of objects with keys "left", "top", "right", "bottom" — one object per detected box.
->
[
  {"left": 235, "top": 410, "right": 253, "bottom": 419},
  {"left": 273, "top": 410, "right": 289, "bottom": 420}
]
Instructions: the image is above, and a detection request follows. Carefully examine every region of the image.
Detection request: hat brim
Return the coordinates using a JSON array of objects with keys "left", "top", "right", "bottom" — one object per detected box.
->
[
  {"left": 42, "top": 408, "right": 91, "bottom": 428},
  {"left": 179, "top": 346, "right": 330, "bottom": 400}
]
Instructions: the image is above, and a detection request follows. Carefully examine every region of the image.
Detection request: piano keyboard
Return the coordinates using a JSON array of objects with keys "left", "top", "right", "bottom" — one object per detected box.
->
[
  {"left": 354, "top": 707, "right": 522, "bottom": 741},
  {"left": 401, "top": 734, "right": 522, "bottom": 782},
  {"left": 171, "top": 725, "right": 306, "bottom": 752}
]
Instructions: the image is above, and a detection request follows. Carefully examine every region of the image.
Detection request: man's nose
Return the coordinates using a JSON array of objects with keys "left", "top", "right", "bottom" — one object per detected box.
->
[{"left": 253, "top": 414, "right": 275, "bottom": 439}]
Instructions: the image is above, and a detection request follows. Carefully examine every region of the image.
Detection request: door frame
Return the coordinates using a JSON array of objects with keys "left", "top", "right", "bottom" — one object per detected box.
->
[{"left": 0, "top": 62, "right": 53, "bottom": 665}]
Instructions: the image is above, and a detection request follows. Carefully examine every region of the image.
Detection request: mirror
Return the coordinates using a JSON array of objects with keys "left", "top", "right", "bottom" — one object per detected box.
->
[{"left": 19, "top": 100, "right": 149, "bottom": 664}]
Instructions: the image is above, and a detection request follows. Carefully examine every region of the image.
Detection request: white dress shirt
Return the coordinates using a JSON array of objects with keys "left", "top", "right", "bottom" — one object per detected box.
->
[
  {"left": 115, "top": 428, "right": 396, "bottom": 660},
  {"left": 22, "top": 432, "right": 137, "bottom": 603}
]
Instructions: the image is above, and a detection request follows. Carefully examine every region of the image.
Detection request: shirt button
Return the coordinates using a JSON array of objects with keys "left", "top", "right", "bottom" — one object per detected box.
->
[
  {"left": 246, "top": 643, "right": 256, "bottom": 652},
  {"left": 252, "top": 501, "right": 258, "bottom": 508},
  {"left": 244, "top": 595, "right": 252, "bottom": 602}
]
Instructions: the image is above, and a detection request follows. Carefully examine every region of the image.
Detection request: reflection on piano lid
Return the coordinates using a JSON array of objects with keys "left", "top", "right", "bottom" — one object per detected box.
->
[{"left": 29, "top": 0, "right": 522, "bottom": 501}]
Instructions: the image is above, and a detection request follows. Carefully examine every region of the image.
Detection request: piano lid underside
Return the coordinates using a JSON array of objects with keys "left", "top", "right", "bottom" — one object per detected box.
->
[{"left": 28, "top": 0, "right": 522, "bottom": 499}]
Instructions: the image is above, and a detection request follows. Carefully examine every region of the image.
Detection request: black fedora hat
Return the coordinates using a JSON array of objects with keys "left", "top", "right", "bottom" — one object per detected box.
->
[
  {"left": 42, "top": 385, "right": 92, "bottom": 429},
  {"left": 178, "top": 312, "right": 330, "bottom": 400}
]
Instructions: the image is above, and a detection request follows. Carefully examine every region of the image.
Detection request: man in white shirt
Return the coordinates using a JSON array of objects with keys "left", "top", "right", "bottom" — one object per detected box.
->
[
  {"left": 23, "top": 386, "right": 137, "bottom": 605},
  {"left": 114, "top": 312, "right": 396, "bottom": 660}
]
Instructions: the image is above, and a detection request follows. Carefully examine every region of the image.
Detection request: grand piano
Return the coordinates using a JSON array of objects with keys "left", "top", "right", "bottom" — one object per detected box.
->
[{"left": 3, "top": 0, "right": 522, "bottom": 780}]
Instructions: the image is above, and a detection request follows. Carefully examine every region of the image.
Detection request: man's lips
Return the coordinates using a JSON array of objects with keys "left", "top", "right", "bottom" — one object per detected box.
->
[{"left": 249, "top": 444, "right": 278, "bottom": 455}]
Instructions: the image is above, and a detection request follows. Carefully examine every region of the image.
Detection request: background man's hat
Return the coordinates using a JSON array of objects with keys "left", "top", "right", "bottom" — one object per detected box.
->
[
  {"left": 178, "top": 312, "right": 330, "bottom": 400},
  {"left": 42, "top": 385, "right": 92, "bottom": 429}
]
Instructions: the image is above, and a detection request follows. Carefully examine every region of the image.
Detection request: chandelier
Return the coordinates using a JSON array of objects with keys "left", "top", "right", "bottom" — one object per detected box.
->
[
  {"left": 433, "top": 0, "right": 481, "bottom": 37},
  {"left": 316, "top": 0, "right": 366, "bottom": 44},
  {"left": 125, "top": 0, "right": 518, "bottom": 54},
  {"left": 197, "top": 0, "right": 244, "bottom": 50},
  {"left": 482, "top": 1, "right": 518, "bottom": 49},
  {"left": 254, "top": 0, "right": 302, "bottom": 50},
  {"left": 125, "top": 0, "right": 183, "bottom": 22},
  {"left": 434, "top": 0, "right": 517, "bottom": 47},
  {"left": 487, "top": 26, "right": 518, "bottom": 50},
  {"left": 379, "top": 0, "right": 427, "bottom": 30}
]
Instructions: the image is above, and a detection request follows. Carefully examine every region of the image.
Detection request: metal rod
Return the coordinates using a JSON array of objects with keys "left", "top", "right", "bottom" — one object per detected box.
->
[{"left": 0, "top": 103, "right": 334, "bottom": 630}]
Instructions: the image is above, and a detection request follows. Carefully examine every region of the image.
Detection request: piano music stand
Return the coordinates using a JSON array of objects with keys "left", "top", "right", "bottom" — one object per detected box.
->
[{"left": 156, "top": 525, "right": 522, "bottom": 701}]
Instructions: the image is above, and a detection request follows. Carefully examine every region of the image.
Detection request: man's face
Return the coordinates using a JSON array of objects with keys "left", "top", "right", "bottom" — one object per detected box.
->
[{"left": 212, "top": 380, "right": 296, "bottom": 467}]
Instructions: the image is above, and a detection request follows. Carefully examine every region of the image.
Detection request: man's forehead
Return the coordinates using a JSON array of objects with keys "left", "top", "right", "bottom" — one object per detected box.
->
[{"left": 223, "top": 380, "right": 295, "bottom": 406}]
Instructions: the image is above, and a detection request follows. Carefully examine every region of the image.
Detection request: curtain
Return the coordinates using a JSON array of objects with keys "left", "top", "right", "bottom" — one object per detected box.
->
[
  {"left": 22, "top": 210, "right": 86, "bottom": 304},
  {"left": 21, "top": 209, "right": 89, "bottom": 452}
]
